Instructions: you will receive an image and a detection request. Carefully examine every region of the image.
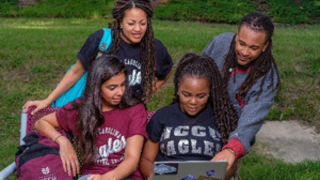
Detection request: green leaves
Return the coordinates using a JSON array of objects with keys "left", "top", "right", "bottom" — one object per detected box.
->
[
  {"left": 268, "top": 0, "right": 320, "bottom": 25},
  {"left": 154, "top": 0, "right": 256, "bottom": 23}
]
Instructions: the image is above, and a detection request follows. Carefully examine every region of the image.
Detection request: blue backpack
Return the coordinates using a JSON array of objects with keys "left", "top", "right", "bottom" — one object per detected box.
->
[{"left": 52, "top": 28, "right": 112, "bottom": 107}]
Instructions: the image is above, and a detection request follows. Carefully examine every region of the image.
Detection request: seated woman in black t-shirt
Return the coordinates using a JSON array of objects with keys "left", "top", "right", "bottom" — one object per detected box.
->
[{"left": 140, "top": 53, "right": 240, "bottom": 180}]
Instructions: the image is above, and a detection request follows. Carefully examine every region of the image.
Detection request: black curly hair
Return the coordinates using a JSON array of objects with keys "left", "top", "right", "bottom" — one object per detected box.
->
[
  {"left": 172, "top": 53, "right": 238, "bottom": 145},
  {"left": 222, "top": 12, "right": 281, "bottom": 101},
  {"left": 107, "top": 0, "right": 156, "bottom": 103}
]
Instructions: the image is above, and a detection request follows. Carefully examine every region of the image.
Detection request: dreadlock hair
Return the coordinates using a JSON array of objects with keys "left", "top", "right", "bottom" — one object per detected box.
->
[
  {"left": 66, "top": 54, "right": 141, "bottom": 163},
  {"left": 222, "top": 12, "right": 281, "bottom": 101},
  {"left": 172, "top": 53, "right": 239, "bottom": 145},
  {"left": 107, "top": 0, "right": 156, "bottom": 103}
]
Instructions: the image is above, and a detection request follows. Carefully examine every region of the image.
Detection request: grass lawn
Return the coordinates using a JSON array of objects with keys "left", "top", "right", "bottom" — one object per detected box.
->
[{"left": 0, "top": 18, "right": 320, "bottom": 179}]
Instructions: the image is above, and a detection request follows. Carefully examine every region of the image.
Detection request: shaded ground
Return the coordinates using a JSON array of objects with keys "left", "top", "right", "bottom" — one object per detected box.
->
[{"left": 254, "top": 120, "right": 320, "bottom": 163}]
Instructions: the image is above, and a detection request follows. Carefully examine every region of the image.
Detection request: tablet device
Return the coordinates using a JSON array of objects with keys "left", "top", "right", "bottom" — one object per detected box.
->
[{"left": 152, "top": 160, "right": 228, "bottom": 180}]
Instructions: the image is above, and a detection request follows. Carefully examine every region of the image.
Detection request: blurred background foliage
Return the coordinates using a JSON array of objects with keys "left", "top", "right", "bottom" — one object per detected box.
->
[{"left": 0, "top": 0, "right": 319, "bottom": 24}]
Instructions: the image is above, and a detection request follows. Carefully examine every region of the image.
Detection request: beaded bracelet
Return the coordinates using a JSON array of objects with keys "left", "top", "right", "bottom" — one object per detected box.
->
[
  {"left": 51, "top": 131, "right": 59, "bottom": 141},
  {"left": 54, "top": 135, "right": 63, "bottom": 143},
  {"left": 226, "top": 148, "right": 236, "bottom": 156}
]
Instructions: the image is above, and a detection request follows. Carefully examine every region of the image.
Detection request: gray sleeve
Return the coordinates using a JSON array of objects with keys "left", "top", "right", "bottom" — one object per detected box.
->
[
  {"left": 229, "top": 68, "right": 279, "bottom": 154},
  {"left": 201, "top": 33, "right": 235, "bottom": 71},
  {"left": 201, "top": 37, "right": 216, "bottom": 57}
]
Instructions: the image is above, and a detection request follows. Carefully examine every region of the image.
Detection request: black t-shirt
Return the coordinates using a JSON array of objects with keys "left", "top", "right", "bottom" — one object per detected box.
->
[
  {"left": 76, "top": 29, "right": 174, "bottom": 98},
  {"left": 147, "top": 103, "right": 222, "bottom": 161}
]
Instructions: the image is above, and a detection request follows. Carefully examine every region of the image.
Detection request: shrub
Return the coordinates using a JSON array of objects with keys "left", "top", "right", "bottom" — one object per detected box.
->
[
  {"left": 0, "top": 0, "right": 18, "bottom": 5},
  {"left": 267, "top": 0, "right": 320, "bottom": 24},
  {"left": 154, "top": 0, "right": 257, "bottom": 24},
  {"left": 0, "top": 0, "right": 114, "bottom": 18},
  {"left": 0, "top": 0, "right": 319, "bottom": 24}
]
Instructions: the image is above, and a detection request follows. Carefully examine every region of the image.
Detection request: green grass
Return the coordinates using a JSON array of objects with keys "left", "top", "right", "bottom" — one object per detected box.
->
[
  {"left": 0, "top": 18, "right": 320, "bottom": 179},
  {"left": 241, "top": 149, "right": 320, "bottom": 179},
  {"left": 268, "top": 25, "right": 320, "bottom": 124}
]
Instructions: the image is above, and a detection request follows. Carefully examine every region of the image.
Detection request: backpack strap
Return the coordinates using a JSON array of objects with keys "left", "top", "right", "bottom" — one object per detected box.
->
[
  {"left": 96, "top": 28, "right": 112, "bottom": 59},
  {"left": 52, "top": 28, "right": 112, "bottom": 108}
]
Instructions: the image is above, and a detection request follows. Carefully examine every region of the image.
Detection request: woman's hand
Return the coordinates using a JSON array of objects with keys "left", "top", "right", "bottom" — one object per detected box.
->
[
  {"left": 87, "top": 172, "right": 115, "bottom": 180},
  {"left": 22, "top": 99, "right": 51, "bottom": 115},
  {"left": 86, "top": 174, "right": 102, "bottom": 180},
  {"left": 22, "top": 59, "right": 86, "bottom": 115},
  {"left": 56, "top": 136, "right": 80, "bottom": 177}
]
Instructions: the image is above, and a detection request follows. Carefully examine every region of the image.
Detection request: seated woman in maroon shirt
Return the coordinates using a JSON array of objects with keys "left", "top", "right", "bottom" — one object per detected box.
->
[{"left": 35, "top": 54, "right": 147, "bottom": 180}]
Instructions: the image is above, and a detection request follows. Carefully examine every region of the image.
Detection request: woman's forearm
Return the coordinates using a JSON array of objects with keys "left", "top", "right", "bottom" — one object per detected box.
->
[
  {"left": 35, "top": 113, "right": 60, "bottom": 140},
  {"left": 46, "top": 60, "right": 85, "bottom": 103},
  {"left": 102, "top": 135, "right": 144, "bottom": 179},
  {"left": 139, "top": 157, "right": 154, "bottom": 179},
  {"left": 103, "top": 157, "right": 139, "bottom": 180},
  {"left": 139, "top": 140, "right": 160, "bottom": 180},
  {"left": 35, "top": 113, "right": 80, "bottom": 176}
]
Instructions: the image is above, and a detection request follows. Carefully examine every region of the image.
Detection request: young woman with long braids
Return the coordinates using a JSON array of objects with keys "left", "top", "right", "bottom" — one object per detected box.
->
[
  {"left": 35, "top": 54, "right": 148, "bottom": 180},
  {"left": 140, "top": 53, "right": 240, "bottom": 180},
  {"left": 23, "top": 0, "right": 173, "bottom": 114},
  {"left": 202, "top": 12, "right": 281, "bottom": 169}
]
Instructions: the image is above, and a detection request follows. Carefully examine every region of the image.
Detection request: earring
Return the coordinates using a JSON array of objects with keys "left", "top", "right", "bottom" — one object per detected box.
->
[{"left": 177, "top": 93, "right": 179, "bottom": 96}]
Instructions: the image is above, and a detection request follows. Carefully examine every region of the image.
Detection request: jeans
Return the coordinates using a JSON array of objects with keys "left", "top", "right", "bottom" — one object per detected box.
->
[{"left": 77, "top": 174, "right": 133, "bottom": 180}]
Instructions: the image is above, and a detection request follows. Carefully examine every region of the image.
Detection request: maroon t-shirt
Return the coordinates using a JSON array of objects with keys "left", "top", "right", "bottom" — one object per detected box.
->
[{"left": 56, "top": 101, "right": 147, "bottom": 179}]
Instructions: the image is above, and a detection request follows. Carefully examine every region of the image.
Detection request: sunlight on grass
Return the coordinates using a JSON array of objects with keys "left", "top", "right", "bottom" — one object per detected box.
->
[
  {"left": 26, "top": 20, "right": 55, "bottom": 26},
  {"left": 5, "top": 24, "right": 85, "bottom": 30},
  {"left": 9, "top": 25, "right": 51, "bottom": 30}
]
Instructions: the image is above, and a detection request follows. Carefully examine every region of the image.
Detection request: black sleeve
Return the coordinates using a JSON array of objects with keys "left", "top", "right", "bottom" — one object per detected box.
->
[
  {"left": 146, "top": 111, "right": 163, "bottom": 142},
  {"left": 76, "top": 29, "right": 104, "bottom": 70},
  {"left": 154, "top": 39, "right": 174, "bottom": 80}
]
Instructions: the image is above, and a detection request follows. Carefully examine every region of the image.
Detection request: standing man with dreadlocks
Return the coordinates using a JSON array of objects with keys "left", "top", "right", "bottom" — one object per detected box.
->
[{"left": 202, "top": 12, "right": 281, "bottom": 170}]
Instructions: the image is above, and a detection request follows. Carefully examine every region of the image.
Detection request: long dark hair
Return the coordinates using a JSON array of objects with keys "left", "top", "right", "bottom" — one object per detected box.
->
[
  {"left": 107, "top": 0, "right": 156, "bottom": 103},
  {"left": 222, "top": 12, "right": 281, "bottom": 101},
  {"left": 172, "top": 53, "right": 238, "bottom": 145},
  {"left": 69, "top": 54, "right": 140, "bottom": 163}
]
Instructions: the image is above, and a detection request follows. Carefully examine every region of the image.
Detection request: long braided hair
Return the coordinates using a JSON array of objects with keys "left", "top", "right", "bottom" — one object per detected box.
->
[
  {"left": 172, "top": 53, "right": 238, "bottom": 145},
  {"left": 67, "top": 54, "right": 140, "bottom": 163},
  {"left": 222, "top": 12, "right": 281, "bottom": 101},
  {"left": 107, "top": 0, "right": 156, "bottom": 102}
]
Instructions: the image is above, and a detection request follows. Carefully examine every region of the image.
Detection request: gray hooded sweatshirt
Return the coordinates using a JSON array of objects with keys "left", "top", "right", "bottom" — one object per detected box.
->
[{"left": 202, "top": 32, "right": 278, "bottom": 154}]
